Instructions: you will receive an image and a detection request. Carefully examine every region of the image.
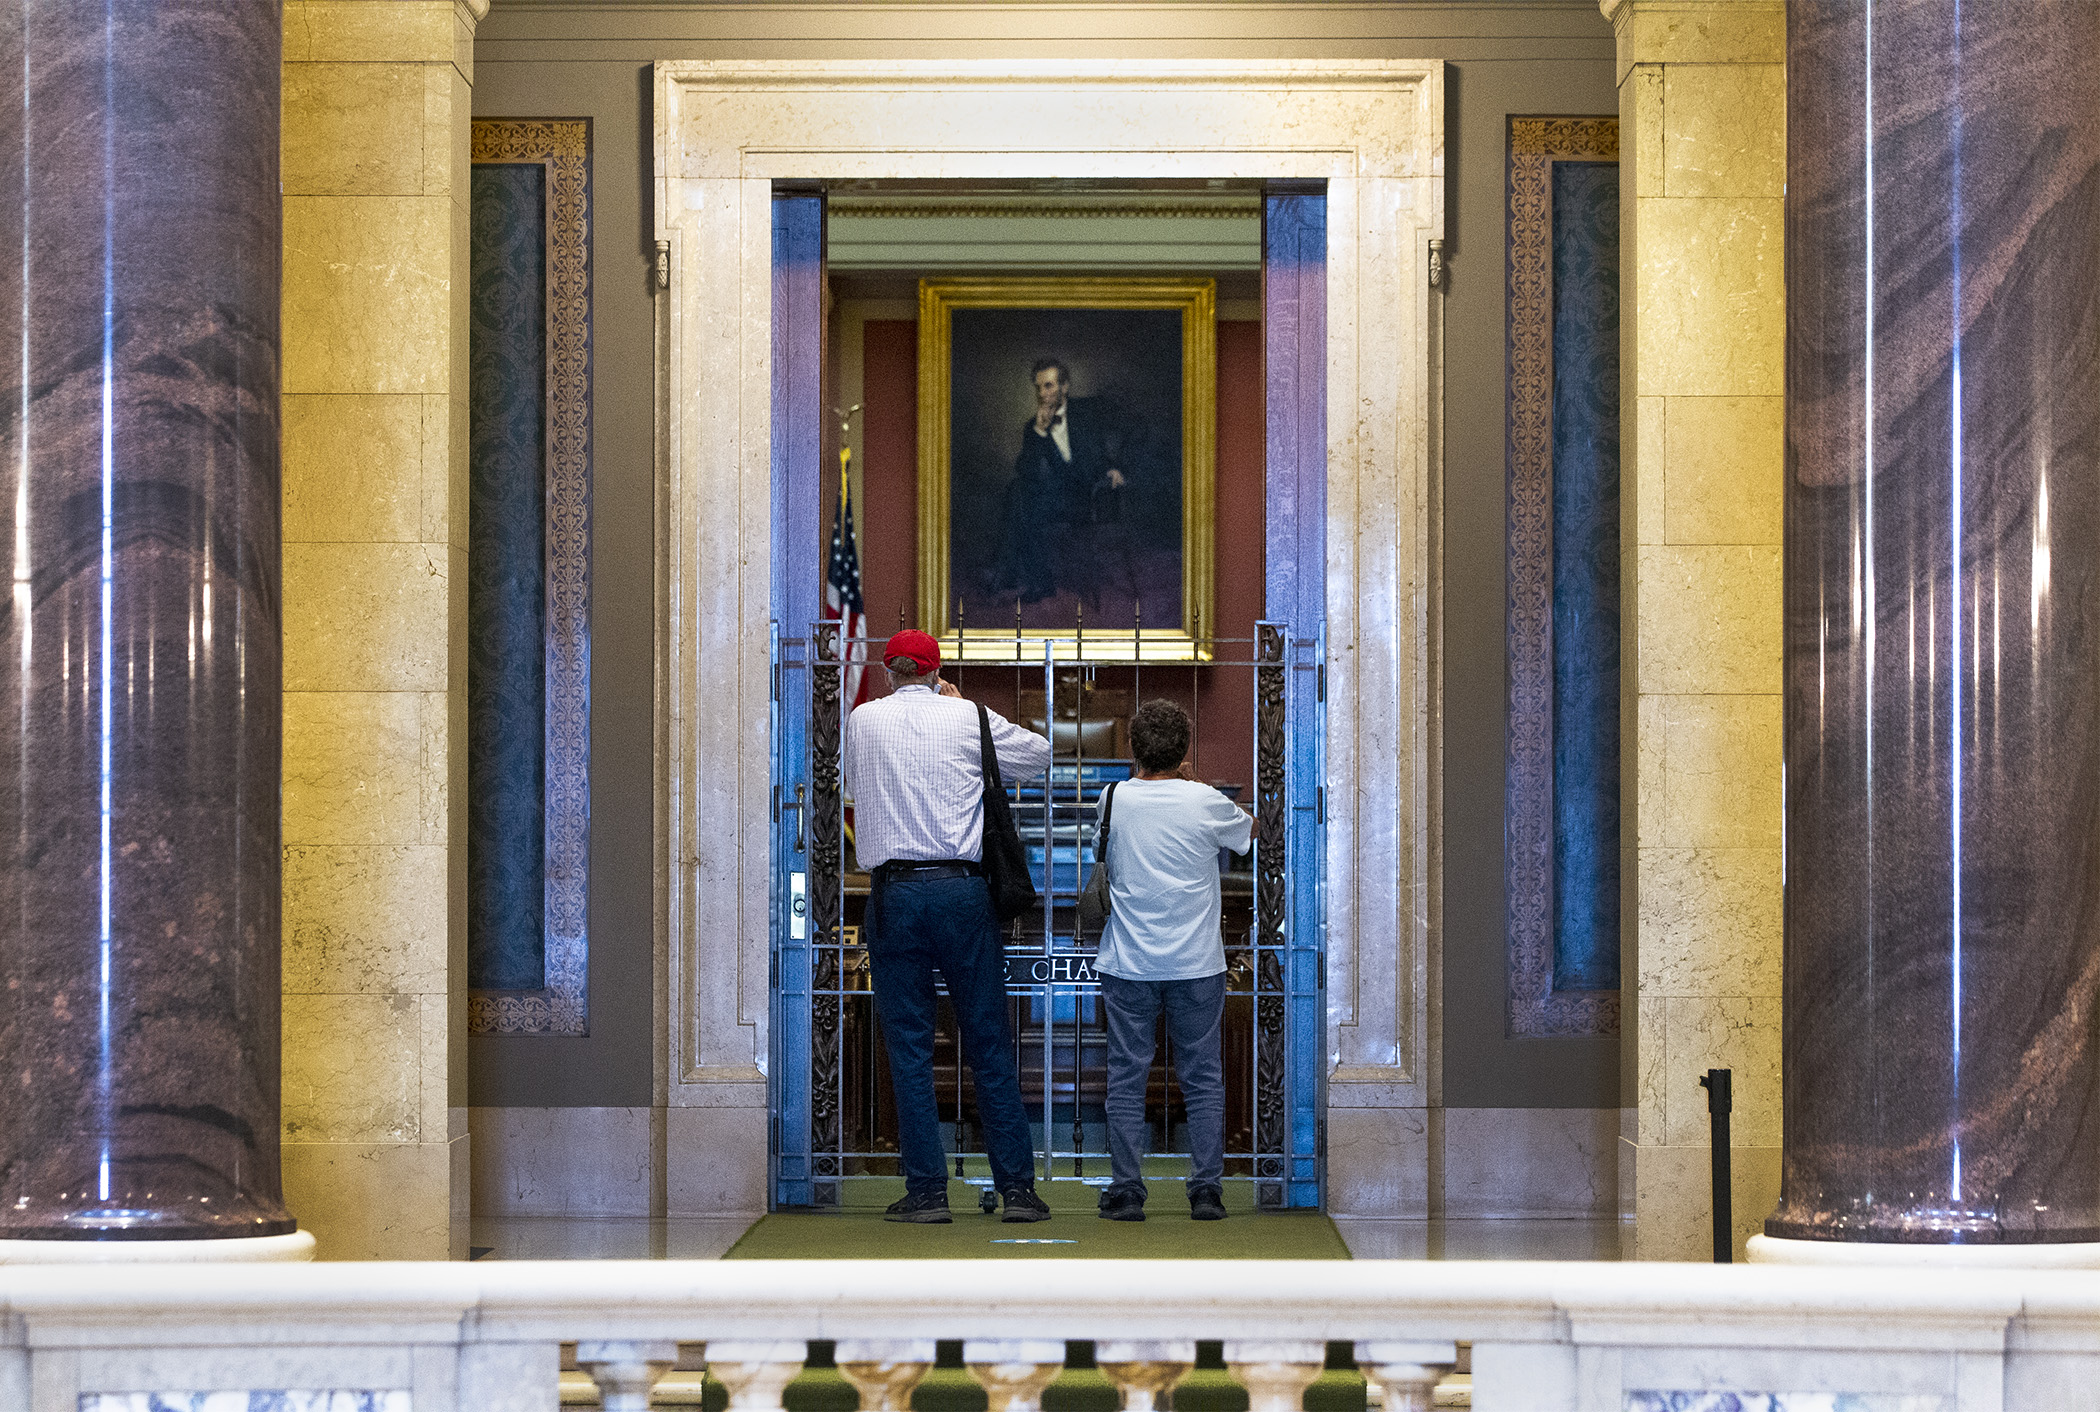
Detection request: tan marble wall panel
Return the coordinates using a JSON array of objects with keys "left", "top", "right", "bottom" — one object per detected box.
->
[
  {"left": 283, "top": 544, "right": 450, "bottom": 693},
  {"left": 1661, "top": 994, "right": 1781, "bottom": 1147},
  {"left": 664, "top": 1108, "right": 769, "bottom": 1219},
  {"left": 285, "top": 1, "right": 463, "bottom": 67},
  {"left": 1635, "top": 393, "right": 1667, "bottom": 544},
  {"left": 1614, "top": 0, "right": 1785, "bottom": 1259},
  {"left": 282, "top": 394, "right": 426, "bottom": 543},
  {"left": 1635, "top": 198, "right": 1783, "bottom": 399},
  {"left": 281, "top": 1138, "right": 457, "bottom": 1262},
  {"left": 1629, "top": 1142, "right": 1780, "bottom": 1261},
  {"left": 1661, "top": 64, "right": 1784, "bottom": 200},
  {"left": 282, "top": 992, "right": 422, "bottom": 1145},
  {"left": 1637, "top": 693, "right": 1781, "bottom": 851},
  {"left": 281, "top": 1, "right": 476, "bottom": 1256},
  {"left": 283, "top": 196, "right": 452, "bottom": 395},
  {"left": 1633, "top": 545, "right": 1781, "bottom": 695},
  {"left": 284, "top": 691, "right": 449, "bottom": 848},
  {"left": 1662, "top": 395, "right": 1782, "bottom": 544},
  {"left": 1636, "top": 847, "right": 1781, "bottom": 996},
  {"left": 284, "top": 845, "right": 450, "bottom": 995},
  {"left": 282, "top": 63, "right": 430, "bottom": 196},
  {"left": 1607, "top": 0, "right": 1784, "bottom": 84}
]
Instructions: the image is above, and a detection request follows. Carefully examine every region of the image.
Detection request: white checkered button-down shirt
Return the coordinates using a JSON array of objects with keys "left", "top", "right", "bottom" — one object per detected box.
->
[{"left": 844, "top": 685, "right": 1052, "bottom": 869}]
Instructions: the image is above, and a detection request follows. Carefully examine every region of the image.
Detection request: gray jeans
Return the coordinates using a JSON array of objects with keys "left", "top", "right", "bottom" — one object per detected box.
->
[{"left": 1100, "top": 971, "right": 1226, "bottom": 1198}]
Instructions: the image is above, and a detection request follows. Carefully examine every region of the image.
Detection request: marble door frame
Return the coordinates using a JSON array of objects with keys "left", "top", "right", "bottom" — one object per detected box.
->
[{"left": 650, "top": 59, "right": 1446, "bottom": 1215}]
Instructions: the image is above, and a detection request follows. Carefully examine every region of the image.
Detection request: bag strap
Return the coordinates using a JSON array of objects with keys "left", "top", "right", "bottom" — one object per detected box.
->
[
  {"left": 1094, "top": 780, "right": 1117, "bottom": 860},
  {"left": 976, "top": 702, "right": 998, "bottom": 790}
]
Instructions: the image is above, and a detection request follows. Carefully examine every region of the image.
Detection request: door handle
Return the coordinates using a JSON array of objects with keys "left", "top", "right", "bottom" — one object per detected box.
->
[{"left": 780, "top": 783, "right": 807, "bottom": 853}]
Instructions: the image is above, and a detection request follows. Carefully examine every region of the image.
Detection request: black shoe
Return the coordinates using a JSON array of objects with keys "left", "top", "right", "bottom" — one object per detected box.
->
[
  {"left": 1098, "top": 1188, "right": 1146, "bottom": 1222},
  {"left": 1189, "top": 1186, "right": 1227, "bottom": 1221},
  {"left": 883, "top": 1190, "right": 953, "bottom": 1224},
  {"left": 1000, "top": 1187, "right": 1052, "bottom": 1223}
]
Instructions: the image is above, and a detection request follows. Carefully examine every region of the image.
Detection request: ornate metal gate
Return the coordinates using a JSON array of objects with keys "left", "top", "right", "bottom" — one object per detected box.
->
[{"left": 772, "top": 625, "right": 1323, "bottom": 1210}]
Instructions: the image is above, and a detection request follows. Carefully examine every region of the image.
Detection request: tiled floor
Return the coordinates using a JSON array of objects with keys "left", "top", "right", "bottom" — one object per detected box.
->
[
  {"left": 471, "top": 1215, "right": 757, "bottom": 1260},
  {"left": 1333, "top": 1217, "right": 1628, "bottom": 1261}
]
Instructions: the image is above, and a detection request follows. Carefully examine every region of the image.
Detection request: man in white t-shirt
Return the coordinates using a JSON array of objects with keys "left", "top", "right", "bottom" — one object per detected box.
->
[{"left": 1094, "top": 699, "right": 1254, "bottom": 1221}]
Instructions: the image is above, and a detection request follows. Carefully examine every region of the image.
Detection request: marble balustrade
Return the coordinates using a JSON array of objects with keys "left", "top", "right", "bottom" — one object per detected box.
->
[{"left": 4, "top": 1260, "right": 2100, "bottom": 1410}]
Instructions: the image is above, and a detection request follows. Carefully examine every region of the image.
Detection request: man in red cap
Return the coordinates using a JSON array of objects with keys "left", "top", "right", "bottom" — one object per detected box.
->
[{"left": 843, "top": 629, "right": 1052, "bottom": 1223}]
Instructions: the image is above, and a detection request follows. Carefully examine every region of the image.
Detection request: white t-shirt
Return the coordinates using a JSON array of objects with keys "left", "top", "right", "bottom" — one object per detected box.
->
[{"left": 1094, "top": 777, "right": 1254, "bottom": 982}]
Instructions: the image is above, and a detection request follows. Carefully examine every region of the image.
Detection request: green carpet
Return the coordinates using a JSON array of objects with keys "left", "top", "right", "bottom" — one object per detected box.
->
[{"left": 725, "top": 1179, "right": 1349, "bottom": 1260}]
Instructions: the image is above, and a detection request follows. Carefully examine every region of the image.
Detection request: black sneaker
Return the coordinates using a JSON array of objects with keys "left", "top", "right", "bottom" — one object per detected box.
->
[
  {"left": 883, "top": 1190, "right": 953, "bottom": 1224},
  {"left": 1098, "top": 1188, "right": 1146, "bottom": 1222},
  {"left": 1189, "top": 1186, "right": 1227, "bottom": 1221},
  {"left": 1000, "top": 1186, "right": 1052, "bottom": 1223}
]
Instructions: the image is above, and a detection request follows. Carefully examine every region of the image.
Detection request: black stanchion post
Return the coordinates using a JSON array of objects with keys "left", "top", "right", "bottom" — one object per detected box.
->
[{"left": 1699, "top": 1067, "right": 1733, "bottom": 1263}]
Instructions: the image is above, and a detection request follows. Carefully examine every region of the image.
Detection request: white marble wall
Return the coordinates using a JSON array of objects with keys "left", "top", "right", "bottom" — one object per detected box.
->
[
  {"left": 652, "top": 59, "right": 1445, "bottom": 1216},
  {"left": 468, "top": 1107, "right": 660, "bottom": 1218}
]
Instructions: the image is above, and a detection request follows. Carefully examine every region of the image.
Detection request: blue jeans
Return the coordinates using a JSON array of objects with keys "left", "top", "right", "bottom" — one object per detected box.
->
[
  {"left": 868, "top": 873, "right": 1038, "bottom": 1197},
  {"left": 1100, "top": 971, "right": 1227, "bottom": 1199}
]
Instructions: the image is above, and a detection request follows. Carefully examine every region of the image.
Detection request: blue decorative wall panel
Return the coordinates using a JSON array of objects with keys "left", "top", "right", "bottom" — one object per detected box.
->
[
  {"left": 1506, "top": 117, "right": 1621, "bottom": 1039},
  {"left": 468, "top": 161, "right": 549, "bottom": 995},
  {"left": 1547, "top": 159, "right": 1621, "bottom": 993},
  {"left": 467, "top": 120, "right": 592, "bottom": 1036}
]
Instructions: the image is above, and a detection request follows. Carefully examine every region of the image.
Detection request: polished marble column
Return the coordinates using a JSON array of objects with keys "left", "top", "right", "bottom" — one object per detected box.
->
[
  {"left": 1773, "top": 0, "right": 2100, "bottom": 1244},
  {"left": 0, "top": 2, "right": 294, "bottom": 1240}
]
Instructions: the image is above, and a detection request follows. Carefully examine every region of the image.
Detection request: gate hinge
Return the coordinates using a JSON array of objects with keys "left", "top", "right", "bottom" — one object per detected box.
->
[
  {"left": 1317, "top": 663, "right": 1325, "bottom": 703},
  {"left": 1317, "top": 786, "right": 1325, "bottom": 824}
]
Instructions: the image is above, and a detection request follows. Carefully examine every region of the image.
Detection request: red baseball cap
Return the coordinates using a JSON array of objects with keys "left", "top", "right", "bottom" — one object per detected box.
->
[{"left": 882, "top": 629, "right": 942, "bottom": 675}]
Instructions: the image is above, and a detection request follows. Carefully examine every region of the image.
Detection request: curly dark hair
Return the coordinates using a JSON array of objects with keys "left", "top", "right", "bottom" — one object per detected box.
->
[{"left": 1129, "top": 699, "right": 1191, "bottom": 775}]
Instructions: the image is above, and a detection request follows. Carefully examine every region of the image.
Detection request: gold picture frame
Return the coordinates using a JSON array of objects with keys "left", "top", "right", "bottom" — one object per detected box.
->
[{"left": 916, "top": 276, "right": 1216, "bottom": 660}]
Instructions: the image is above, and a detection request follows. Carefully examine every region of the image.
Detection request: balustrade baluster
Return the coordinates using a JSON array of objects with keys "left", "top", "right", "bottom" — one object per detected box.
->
[
  {"left": 963, "top": 1339, "right": 1067, "bottom": 1412},
  {"left": 1354, "top": 1343, "right": 1457, "bottom": 1412},
  {"left": 836, "top": 1339, "right": 938, "bottom": 1411},
  {"left": 1222, "top": 1341, "right": 1325, "bottom": 1412},
  {"left": 709, "top": 1340, "right": 809, "bottom": 1412},
  {"left": 1095, "top": 1340, "right": 1195, "bottom": 1411},
  {"left": 577, "top": 1340, "right": 680, "bottom": 1412}
]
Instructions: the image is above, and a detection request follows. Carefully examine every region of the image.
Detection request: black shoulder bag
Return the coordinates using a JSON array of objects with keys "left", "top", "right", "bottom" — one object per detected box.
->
[
  {"left": 977, "top": 704, "right": 1039, "bottom": 922},
  {"left": 1076, "top": 781, "right": 1118, "bottom": 931}
]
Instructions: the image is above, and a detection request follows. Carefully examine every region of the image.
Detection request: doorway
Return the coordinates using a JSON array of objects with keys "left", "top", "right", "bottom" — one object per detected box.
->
[
  {"left": 767, "top": 188, "right": 1326, "bottom": 1210},
  {"left": 654, "top": 61, "right": 1440, "bottom": 1218}
]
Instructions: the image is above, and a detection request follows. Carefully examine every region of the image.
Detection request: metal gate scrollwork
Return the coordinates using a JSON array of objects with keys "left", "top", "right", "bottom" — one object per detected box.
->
[
  {"left": 808, "top": 621, "right": 845, "bottom": 1202},
  {"left": 1254, "top": 621, "right": 1290, "bottom": 1208},
  {"left": 774, "top": 621, "right": 1321, "bottom": 1211}
]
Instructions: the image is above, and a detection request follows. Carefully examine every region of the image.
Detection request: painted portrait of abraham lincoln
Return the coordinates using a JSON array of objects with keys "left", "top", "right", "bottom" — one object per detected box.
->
[{"left": 949, "top": 305, "right": 1185, "bottom": 632}]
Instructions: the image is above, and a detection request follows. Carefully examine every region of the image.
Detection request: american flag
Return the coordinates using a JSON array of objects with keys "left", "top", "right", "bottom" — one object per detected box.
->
[{"left": 824, "top": 478, "right": 870, "bottom": 713}]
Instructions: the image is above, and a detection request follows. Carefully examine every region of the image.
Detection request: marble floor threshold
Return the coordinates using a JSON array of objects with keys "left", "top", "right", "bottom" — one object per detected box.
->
[{"left": 470, "top": 1214, "right": 1627, "bottom": 1262}]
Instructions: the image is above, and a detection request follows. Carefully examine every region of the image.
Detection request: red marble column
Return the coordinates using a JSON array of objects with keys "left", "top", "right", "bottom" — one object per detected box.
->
[
  {"left": 0, "top": 2, "right": 294, "bottom": 1239},
  {"left": 1774, "top": 0, "right": 2100, "bottom": 1244}
]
